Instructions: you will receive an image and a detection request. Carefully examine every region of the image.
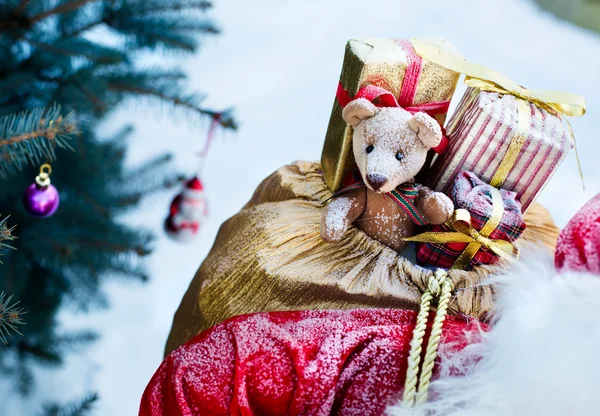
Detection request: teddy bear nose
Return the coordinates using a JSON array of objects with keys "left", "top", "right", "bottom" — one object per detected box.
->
[{"left": 366, "top": 173, "right": 388, "bottom": 191}]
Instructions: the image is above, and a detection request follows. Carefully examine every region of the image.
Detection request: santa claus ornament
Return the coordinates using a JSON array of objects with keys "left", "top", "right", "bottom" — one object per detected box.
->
[
  {"left": 164, "top": 176, "right": 208, "bottom": 242},
  {"left": 164, "top": 114, "right": 220, "bottom": 242}
]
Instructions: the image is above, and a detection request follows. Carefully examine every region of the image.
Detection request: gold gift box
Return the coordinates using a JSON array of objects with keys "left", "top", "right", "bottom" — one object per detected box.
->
[{"left": 321, "top": 38, "right": 462, "bottom": 192}]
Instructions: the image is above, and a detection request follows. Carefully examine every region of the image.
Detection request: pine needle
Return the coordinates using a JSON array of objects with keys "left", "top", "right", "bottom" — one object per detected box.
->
[
  {"left": 0, "top": 292, "right": 26, "bottom": 345},
  {"left": 40, "top": 392, "right": 99, "bottom": 416},
  {"left": 0, "top": 105, "right": 79, "bottom": 177},
  {"left": 0, "top": 215, "right": 17, "bottom": 263}
]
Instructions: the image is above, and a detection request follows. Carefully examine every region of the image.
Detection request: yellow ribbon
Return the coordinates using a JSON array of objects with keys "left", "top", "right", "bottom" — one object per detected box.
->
[
  {"left": 411, "top": 38, "right": 586, "bottom": 188},
  {"left": 489, "top": 99, "right": 531, "bottom": 188},
  {"left": 403, "top": 187, "right": 519, "bottom": 270},
  {"left": 411, "top": 39, "right": 586, "bottom": 117}
]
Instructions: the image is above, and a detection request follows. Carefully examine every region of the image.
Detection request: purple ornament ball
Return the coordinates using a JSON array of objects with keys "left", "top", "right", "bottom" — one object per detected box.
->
[{"left": 23, "top": 182, "right": 60, "bottom": 218}]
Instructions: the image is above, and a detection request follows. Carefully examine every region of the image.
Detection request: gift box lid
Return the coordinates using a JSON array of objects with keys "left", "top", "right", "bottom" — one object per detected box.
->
[{"left": 321, "top": 37, "right": 462, "bottom": 192}]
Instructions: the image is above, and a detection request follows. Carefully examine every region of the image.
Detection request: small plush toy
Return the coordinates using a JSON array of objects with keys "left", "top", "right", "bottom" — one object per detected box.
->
[{"left": 320, "top": 97, "right": 454, "bottom": 252}]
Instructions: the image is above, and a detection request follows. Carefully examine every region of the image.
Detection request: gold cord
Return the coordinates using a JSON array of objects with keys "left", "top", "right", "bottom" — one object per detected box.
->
[{"left": 402, "top": 269, "right": 454, "bottom": 407}]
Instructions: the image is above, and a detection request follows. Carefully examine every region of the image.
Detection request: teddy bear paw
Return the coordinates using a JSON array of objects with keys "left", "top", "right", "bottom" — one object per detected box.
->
[
  {"left": 419, "top": 192, "right": 454, "bottom": 225},
  {"left": 320, "top": 197, "right": 354, "bottom": 242}
]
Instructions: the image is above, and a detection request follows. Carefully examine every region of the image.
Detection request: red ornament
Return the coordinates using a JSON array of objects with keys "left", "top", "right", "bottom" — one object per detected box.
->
[{"left": 164, "top": 176, "right": 208, "bottom": 242}]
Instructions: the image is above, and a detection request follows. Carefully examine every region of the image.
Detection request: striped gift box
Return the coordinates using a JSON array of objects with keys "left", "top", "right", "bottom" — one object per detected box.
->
[{"left": 427, "top": 87, "right": 574, "bottom": 212}]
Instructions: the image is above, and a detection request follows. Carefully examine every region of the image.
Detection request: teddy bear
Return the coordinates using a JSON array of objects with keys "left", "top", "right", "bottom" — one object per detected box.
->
[{"left": 320, "top": 97, "right": 454, "bottom": 253}]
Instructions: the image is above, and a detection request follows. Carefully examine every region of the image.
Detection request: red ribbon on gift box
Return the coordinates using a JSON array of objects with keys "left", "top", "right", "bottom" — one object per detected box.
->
[{"left": 335, "top": 39, "right": 450, "bottom": 154}]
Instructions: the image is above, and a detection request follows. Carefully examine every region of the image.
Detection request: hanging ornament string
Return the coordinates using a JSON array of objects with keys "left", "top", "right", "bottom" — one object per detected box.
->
[
  {"left": 195, "top": 113, "right": 222, "bottom": 176},
  {"left": 37, "top": 163, "right": 52, "bottom": 186},
  {"left": 164, "top": 113, "right": 221, "bottom": 242}
]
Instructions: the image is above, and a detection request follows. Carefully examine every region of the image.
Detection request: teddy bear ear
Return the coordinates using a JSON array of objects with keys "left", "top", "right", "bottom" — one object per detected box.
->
[
  {"left": 408, "top": 112, "right": 442, "bottom": 149},
  {"left": 342, "top": 98, "right": 378, "bottom": 127}
]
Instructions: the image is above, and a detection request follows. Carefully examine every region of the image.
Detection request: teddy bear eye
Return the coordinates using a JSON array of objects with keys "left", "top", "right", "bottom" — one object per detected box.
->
[
  {"left": 396, "top": 152, "right": 404, "bottom": 161},
  {"left": 366, "top": 145, "right": 374, "bottom": 154}
]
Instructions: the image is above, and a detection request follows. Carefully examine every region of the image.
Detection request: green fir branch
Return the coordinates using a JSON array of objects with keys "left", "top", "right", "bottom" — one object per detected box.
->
[
  {"left": 40, "top": 392, "right": 99, "bottom": 416},
  {"left": 25, "top": 37, "right": 129, "bottom": 65},
  {"left": 27, "top": 0, "right": 98, "bottom": 25},
  {"left": 15, "top": 360, "right": 35, "bottom": 395},
  {"left": 0, "top": 0, "right": 237, "bottom": 399},
  {"left": 0, "top": 0, "right": 98, "bottom": 31},
  {"left": 13, "top": 330, "right": 98, "bottom": 372},
  {"left": 0, "top": 292, "right": 26, "bottom": 344},
  {"left": 104, "top": 9, "right": 219, "bottom": 52},
  {"left": 14, "top": 1, "right": 32, "bottom": 17},
  {"left": 61, "top": 18, "right": 103, "bottom": 38},
  {"left": 54, "top": 330, "right": 99, "bottom": 350},
  {"left": 0, "top": 215, "right": 17, "bottom": 257},
  {"left": 121, "top": 153, "right": 174, "bottom": 184},
  {"left": 138, "top": 0, "right": 213, "bottom": 14},
  {"left": 0, "top": 106, "right": 78, "bottom": 177},
  {"left": 114, "top": 172, "right": 186, "bottom": 208},
  {"left": 106, "top": 74, "right": 237, "bottom": 129}
]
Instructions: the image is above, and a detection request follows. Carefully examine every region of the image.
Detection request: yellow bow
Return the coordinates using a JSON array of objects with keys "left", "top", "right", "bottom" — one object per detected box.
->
[
  {"left": 403, "top": 187, "right": 519, "bottom": 270},
  {"left": 411, "top": 38, "right": 586, "bottom": 188},
  {"left": 411, "top": 39, "right": 586, "bottom": 117}
]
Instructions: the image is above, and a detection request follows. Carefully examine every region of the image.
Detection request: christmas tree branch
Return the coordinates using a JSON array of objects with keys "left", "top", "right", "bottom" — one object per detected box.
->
[
  {"left": 79, "top": 191, "right": 110, "bottom": 217},
  {"left": 63, "top": 19, "right": 104, "bottom": 38},
  {"left": 24, "top": 37, "right": 119, "bottom": 62},
  {"left": 139, "top": 1, "right": 213, "bottom": 13},
  {"left": 0, "top": 0, "right": 96, "bottom": 31},
  {"left": 0, "top": 216, "right": 19, "bottom": 344},
  {"left": 14, "top": 0, "right": 31, "bottom": 17},
  {"left": 0, "top": 106, "right": 78, "bottom": 176},
  {"left": 40, "top": 391, "right": 98, "bottom": 415},
  {"left": 1, "top": 117, "right": 73, "bottom": 146},
  {"left": 0, "top": 216, "right": 16, "bottom": 255},
  {"left": 115, "top": 173, "right": 186, "bottom": 208},
  {"left": 73, "top": 239, "right": 147, "bottom": 255},
  {"left": 0, "top": 292, "right": 26, "bottom": 345},
  {"left": 28, "top": 0, "right": 98, "bottom": 24},
  {"left": 107, "top": 81, "right": 237, "bottom": 129},
  {"left": 71, "top": 77, "right": 109, "bottom": 113},
  {"left": 0, "top": 0, "right": 238, "bottom": 398}
]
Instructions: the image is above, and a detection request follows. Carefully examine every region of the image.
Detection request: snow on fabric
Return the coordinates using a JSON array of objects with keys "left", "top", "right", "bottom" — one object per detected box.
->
[
  {"left": 416, "top": 171, "right": 525, "bottom": 270},
  {"left": 12, "top": 2, "right": 598, "bottom": 415},
  {"left": 428, "top": 87, "right": 573, "bottom": 212},
  {"left": 325, "top": 196, "right": 355, "bottom": 239},
  {"left": 387, "top": 250, "right": 600, "bottom": 416},
  {"left": 351, "top": 106, "right": 435, "bottom": 195},
  {"left": 139, "top": 309, "right": 486, "bottom": 416},
  {"left": 555, "top": 193, "right": 600, "bottom": 274}
]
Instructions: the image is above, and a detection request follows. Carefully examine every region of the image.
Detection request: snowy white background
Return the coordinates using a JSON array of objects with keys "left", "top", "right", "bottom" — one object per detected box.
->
[{"left": 2, "top": 0, "right": 599, "bottom": 414}]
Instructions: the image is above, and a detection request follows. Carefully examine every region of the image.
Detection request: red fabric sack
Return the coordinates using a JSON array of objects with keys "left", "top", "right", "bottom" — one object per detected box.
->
[{"left": 140, "top": 308, "right": 486, "bottom": 416}]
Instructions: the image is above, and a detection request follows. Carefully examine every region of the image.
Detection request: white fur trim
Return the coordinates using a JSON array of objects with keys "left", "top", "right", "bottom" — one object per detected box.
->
[
  {"left": 183, "top": 188, "right": 204, "bottom": 199},
  {"left": 387, "top": 249, "right": 600, "bottom": 416},
  {"left": 165, "top": 227, "right": 197, "bottom": 243}
]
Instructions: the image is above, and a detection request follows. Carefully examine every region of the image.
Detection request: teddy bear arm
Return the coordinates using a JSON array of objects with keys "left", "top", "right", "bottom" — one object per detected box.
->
[
  {"left": 320, "top": 189, "right": 366, "bottom": 243},
  {"left": 415, "top": 187, "right": 454, "bottom": 225}
]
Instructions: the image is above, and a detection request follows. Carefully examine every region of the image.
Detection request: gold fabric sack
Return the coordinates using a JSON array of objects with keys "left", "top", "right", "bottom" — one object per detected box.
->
[{"left": 165, "top": 161, "right": 559, "bottom": 355}]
